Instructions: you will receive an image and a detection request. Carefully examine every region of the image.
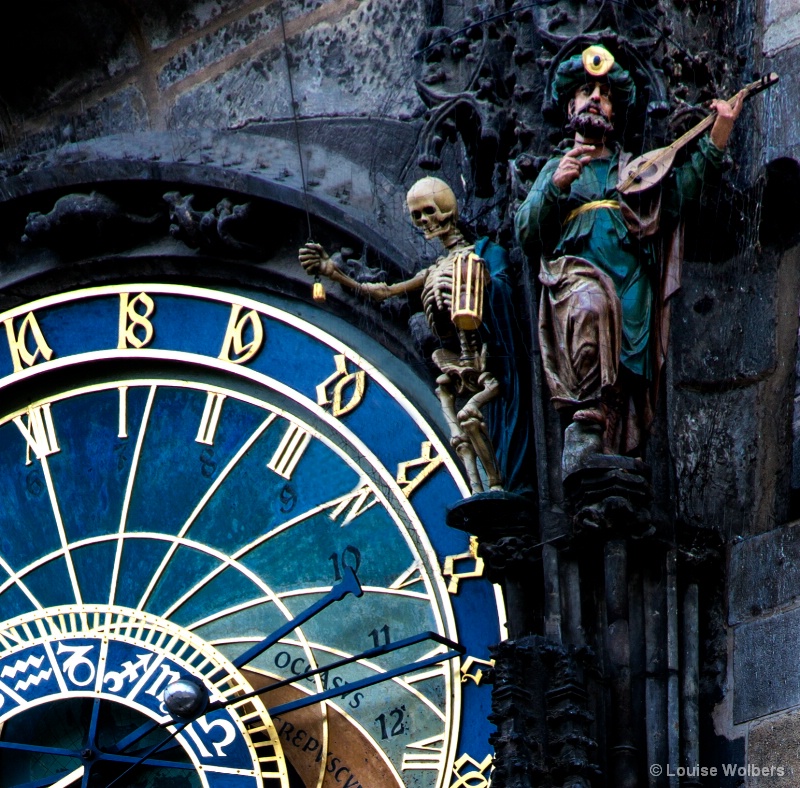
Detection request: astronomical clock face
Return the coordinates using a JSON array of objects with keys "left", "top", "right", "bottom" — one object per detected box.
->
[{"left": 0, "top": 284, "right": 504, "bottom": 788}]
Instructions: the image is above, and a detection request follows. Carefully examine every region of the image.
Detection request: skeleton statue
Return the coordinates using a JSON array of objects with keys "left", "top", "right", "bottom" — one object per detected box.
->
[{"left": 299, "top": 176, "right": 503, "bottom": 494}]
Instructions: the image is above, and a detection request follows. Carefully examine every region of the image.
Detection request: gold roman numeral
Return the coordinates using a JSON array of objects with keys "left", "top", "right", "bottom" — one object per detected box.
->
[
  {"left": 326, "top": 483, "right": 377, "bottom": 525},
  {"left": 401, "top": 735, "right": 446, "bottom": 773},
  {"left": 118, "top": 386, "right": 128, "bottom": 439},
  {"left": 14, "top": 404, "right": 60, "bottom": 465},
  {"left": 196, "top": 392, "right": 226, "bottom": 445},
  {"left": 267, "top": 423, "right": 311, "bottom": 480}
]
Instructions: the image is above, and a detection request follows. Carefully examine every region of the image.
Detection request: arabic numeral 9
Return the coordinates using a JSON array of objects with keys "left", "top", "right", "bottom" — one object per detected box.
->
[
  {"left": 375, "top": 706, "right": 406, "bottom": 740},
  {"left": 279, "top": 483, "right": 297, "bottom": 513}
]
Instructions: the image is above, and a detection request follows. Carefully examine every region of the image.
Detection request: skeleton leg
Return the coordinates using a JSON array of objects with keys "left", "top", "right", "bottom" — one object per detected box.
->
[
  {"left": 435, "top": 372, "right": 484, "bottom": 494},
  {"left": 457, "top": 370, "right": 503, "bottom": 491}
]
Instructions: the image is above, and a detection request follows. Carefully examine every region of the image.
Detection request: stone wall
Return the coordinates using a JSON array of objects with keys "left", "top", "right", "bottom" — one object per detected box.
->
[
  {"left": 4, "top": 1, "right": 800, "bottom": 784},
  {"left": 0, "top": 1, "right": 434, "bottom": 277}
]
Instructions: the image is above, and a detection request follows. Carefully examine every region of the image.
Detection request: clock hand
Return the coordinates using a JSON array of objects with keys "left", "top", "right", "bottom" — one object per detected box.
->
[
  {"left": 103, "top": 721, "right": 190, "bottom": 788},
  {"left": 0, "top": 741, "right": 80, "bottom": 757},
  {"left": 106, "top": 566, "right": 364, "bottom": 759},
  {"left": 85, "top": 697, "right": 101, "bottom": 752},
  {"left": 268, "top": 635, "right": 464, "bottom": 716},
  {"left": 106, "top": 567, "right": 366, "bottom": 786},
  {"left": 113, "top": 631, "right": 463, "bottom": 786},
  {"left": 205, "top": 630, "right": 464, "bottom": 715},
  {"left": 233, "top": 564, "right": 362, "bottom": 668},
  {"left": 77, "top": 696, "right": 103, "bottom": 788},
  {"left": 104, "top": 720, "right": 158, "bottom": 755}
]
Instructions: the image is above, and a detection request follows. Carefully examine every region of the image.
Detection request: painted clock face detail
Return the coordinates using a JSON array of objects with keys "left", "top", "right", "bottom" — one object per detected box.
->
[
  {"left": 0, "top": 605, "right": 284, "bottom": 787},
  {"left": 0, "top": 285, "right": 503, "bottom": 788}
]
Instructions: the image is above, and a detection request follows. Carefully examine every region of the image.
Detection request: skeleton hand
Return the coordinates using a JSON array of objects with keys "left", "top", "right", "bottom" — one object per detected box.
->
[
  {"left": 358, "top": 282, "right": 393, "bottom": 302},
  {"left": 299, "top": 242, "right": 336, "bottom": 277},
  {"left": 457, "top": 402, "right": 486, "bottom": 428}
]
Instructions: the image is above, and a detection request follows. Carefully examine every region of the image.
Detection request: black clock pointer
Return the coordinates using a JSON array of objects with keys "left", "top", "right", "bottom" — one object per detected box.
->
[
  {"left": 211, "top": 629, "right": 465, "bottom": 717},
  {"left": 105, "top": 564, "right": 365, "bottom": 761},
  {"left": 105, "top": 566, "right": 465, "bottom": 788},
  {"left": 107, "top": 632, "right": 464, "bottom": 788},
  {"left": 103, "top": 567, "right": 364, "bottom": 786},
  {"left": 232, "top": 563, "right": 364, "bottom": 669}
]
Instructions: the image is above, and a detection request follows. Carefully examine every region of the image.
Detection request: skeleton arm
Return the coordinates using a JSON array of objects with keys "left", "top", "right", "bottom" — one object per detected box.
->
[{"left": 299, "top": 242, "right": 426, "bottom": 303}]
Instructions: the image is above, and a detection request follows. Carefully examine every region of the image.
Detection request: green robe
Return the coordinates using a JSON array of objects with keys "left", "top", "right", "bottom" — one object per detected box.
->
[{"left": 516, "top": 137, "right": 725, "bottom": 381}]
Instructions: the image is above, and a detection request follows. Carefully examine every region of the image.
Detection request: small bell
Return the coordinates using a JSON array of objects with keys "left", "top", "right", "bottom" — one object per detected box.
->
[{"left": 313, "top": 278, "right": 326, "bottom": 302}]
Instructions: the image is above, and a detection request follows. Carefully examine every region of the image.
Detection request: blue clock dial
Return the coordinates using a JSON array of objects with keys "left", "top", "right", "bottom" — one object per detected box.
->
[
  {"left": 0, "top": 285, "right": 503, "bottom": 788},
  {"left": 0, "top": 606, "right": 285, "bottom": 788}
]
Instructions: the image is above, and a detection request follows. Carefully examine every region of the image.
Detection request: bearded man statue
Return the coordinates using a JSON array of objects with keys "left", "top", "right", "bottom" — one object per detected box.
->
[{"left": 515, "top": 45, "right": 742, "bottom": 474}]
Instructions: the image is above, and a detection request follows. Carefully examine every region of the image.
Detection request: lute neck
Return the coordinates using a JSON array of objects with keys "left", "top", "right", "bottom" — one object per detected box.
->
[{"left": 619, "top": 73, "right": 778, "bottom": 193}]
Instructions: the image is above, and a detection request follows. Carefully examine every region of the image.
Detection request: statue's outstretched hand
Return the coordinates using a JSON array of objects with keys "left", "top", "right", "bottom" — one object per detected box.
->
[
  {"left": 710, "top": 93, "right": 744, "bottom": 150},
  {"left": 552, "top": 144, "right": 595, "bottom": 192},
  {"left": 299, "top": 242, "right": 335, "bottom": 277}
]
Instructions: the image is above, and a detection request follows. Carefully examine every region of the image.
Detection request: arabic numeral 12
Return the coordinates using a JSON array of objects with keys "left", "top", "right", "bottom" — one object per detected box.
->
[{"left": 375, "top": 706, "right": 405, "bottom": 740}]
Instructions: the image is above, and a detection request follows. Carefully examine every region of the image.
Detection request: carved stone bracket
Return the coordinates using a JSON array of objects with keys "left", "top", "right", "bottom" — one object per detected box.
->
[
  {"left": 476, "top": 535, "right": 540, "bottom": 585},
  {"left": 446, "top": 491, "right": 538, "bottom": 582},
  {"left": 163, "top": 192, "right": 262, "bottom": 256},
  {"left": 563, "top": 455, "right": 657, "bottom": 541}
]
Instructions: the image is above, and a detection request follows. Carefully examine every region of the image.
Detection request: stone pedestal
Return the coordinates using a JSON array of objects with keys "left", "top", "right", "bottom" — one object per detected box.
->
[
  {"left": 563, "top": 454, "right": 655, "bottom": 539},
  {"left": 447, "top": 491, "right": 538, "bottom": 636}
]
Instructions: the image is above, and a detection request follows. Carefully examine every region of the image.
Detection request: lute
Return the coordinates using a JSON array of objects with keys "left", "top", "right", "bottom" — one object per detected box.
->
[{"left": 616, "top": 73, "right": 779, "bottom": 195}]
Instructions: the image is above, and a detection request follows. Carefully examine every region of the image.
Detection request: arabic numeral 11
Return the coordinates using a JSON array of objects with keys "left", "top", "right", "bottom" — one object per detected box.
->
[
  {"left": 375, "top": 706, "right": 405, "bottom": 740},
  {"left": 368, "top": 624, "right": 390, "bottom": 648}
]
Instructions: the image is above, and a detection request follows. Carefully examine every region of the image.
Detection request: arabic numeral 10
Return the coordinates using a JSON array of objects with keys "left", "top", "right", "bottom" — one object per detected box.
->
[
  {"left": 375, "top": 706, "right": 406, "bottom": 740},
  {"left": 329, "top": 545, "right": 361, "bottom": 581}
]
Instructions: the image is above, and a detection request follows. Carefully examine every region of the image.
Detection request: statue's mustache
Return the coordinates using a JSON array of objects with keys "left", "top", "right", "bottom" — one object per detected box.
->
[
  {"left": 577, "top": 103, "right": 610, "bottom": 120},
  {"left": 569, "top": 107, "right": 614, "bottom": 135}
]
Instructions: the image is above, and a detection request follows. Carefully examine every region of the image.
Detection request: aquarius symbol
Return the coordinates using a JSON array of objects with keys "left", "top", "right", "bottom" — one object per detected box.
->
[
  {"left": 0, "top": 653, "right": 53, "bottom": 692},
  {"left": 1, "top": 654, "right": 45, "bottom": 679},
  {"left": 15, "top": 669, "right": 53, "bottom": 692}
]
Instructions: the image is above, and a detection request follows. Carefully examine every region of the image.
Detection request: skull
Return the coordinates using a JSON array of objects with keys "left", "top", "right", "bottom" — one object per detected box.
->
[{"left": 406, "top": 177, "right": 458, "bottom": 241}]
